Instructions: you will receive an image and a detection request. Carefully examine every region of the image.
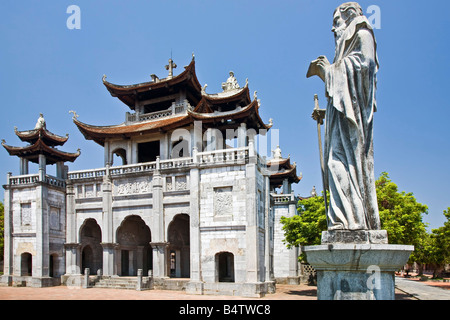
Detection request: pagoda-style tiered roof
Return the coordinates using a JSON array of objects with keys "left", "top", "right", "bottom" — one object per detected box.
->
[
  {"left": 2, "top": 114, "right": 80, "bottom": 165},
  {"left": 14, "top": 126, "right": 69, "bottom": 147},
  {"left": 267, "top": 146, "right": 302, "bottom": 187},
  {"left": 102, "top": 57, "right": 203, "bottom": 110},
  {"left": 74, "top": 57, "right": 272, "bottom": 146}
]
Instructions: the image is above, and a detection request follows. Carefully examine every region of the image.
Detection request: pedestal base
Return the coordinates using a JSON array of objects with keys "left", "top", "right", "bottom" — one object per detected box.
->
[{"left": 303, "top": 244, "right": 413, "bottom": 300}]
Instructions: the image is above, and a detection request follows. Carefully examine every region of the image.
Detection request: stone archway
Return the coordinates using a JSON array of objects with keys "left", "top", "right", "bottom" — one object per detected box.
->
[
  {"left": 167, "top": 214, "right": 190, "bottom": 278},
  {"left": 116, "top": 215, "right": 152, "bottom": 276},
  {"left": 80, "top": 219, "right": 103, "bottom": 275}
]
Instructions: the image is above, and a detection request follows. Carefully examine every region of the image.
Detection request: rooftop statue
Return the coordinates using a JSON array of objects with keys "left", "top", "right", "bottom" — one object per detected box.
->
[
  {"left": 222, "top": 71, "right": 240, "bottom": 91},
  {"left": 34, "top": 113, "right": 46, "bottom": 130},
  {"left": 307, "top": 2, "right": 380, "bottom": 231}
]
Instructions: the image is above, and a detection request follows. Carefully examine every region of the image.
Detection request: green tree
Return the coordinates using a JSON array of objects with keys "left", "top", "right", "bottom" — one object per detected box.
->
[
  {"left": 281, "top": 172, "right": 429, "bottom": 264},
  {"left": 375, "top": 172, "right": 428, "bottom": 263},
  {"left": 281, "top": 193, "right": 327, "bottom": 262},
  {"left": 426, "top": 208, "right": 450, "bottom": 277}
]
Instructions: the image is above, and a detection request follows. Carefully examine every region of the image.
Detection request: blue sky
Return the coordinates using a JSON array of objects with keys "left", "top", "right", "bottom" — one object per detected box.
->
[{"left": 1, "top": 0, "right": 449, "bottom": 230}]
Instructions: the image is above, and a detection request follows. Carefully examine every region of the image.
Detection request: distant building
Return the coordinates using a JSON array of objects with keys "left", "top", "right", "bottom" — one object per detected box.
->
[{"left": 1, "top": 56, "right": 302, "bottom": 297}]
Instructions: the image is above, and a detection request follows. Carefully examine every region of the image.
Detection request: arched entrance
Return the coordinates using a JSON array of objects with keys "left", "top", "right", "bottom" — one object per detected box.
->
[
  {"left": 80, "top": 219, "right": 103, "bottom": 275},
  {"left": 167, "top": 214, "right": 190, "bottom": 278},
  {"left": 112, "top": 148, "right": 127, "bottom": 165},
  {"left": 116, "top": 215, "right": 152, "bottom": 276},
  {"left": 216, "top": 252, "right": 234, "bottom": 282},
  {"left": 20, "top": 252, "right": 32, "bottom": 276}
]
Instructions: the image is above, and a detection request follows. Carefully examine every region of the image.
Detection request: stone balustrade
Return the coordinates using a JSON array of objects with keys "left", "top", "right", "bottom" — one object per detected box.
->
[
  {"left": 6, "top": 146, "right": 261, "bottom": 186},
  {"left": 271, "top": 193, "right": 296, "bottom": 204},
  {"left": 7, "top": 173, "right": 66, "bottom": 188}
]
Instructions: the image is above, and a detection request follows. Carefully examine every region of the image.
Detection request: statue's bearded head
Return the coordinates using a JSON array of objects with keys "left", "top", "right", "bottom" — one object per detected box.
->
[{"left": 332, "top": 2, "right": 363, "bottom": 42}]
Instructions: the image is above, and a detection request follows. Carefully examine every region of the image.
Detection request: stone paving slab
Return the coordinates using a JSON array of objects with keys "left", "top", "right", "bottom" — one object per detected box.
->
[
  {"left": 0, "top": 283, "right": 413, "bottom": 300},
  {"left": 395, "top": 277, "right": 450, "bottom": 300}
]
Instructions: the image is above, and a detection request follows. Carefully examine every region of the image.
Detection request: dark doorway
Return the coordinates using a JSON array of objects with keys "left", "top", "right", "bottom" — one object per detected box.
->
[
  {"left": 49, "top": 255, "right": 54, "bottom": 277},
  {"left": 138, "top": 141, "right": 160, "bottom": 163},
  {"left": 121, "top": 250, "right": 130, "bottom": 276},
  {"left": 21, "top": 252, "right": 32, "bottom": 276},
  {"left": 217, "top": 252, "right": 234, "bottom": 282}
]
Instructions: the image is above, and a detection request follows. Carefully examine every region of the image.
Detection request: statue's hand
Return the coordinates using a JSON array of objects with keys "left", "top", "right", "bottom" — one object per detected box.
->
[{"left": 307, "top": 55, "right": 330, "bottom": 82}]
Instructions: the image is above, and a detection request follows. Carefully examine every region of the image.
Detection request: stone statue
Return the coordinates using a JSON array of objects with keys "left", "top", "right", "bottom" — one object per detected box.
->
[
  {"left": 34, "top": 113, "right": 46, "bottom": 129},
  {"left": 307, "top": 2, "right": 380, "bottom": 231},
  {"left": 222, "top": 71, "right": 240, "bottom": 91}
]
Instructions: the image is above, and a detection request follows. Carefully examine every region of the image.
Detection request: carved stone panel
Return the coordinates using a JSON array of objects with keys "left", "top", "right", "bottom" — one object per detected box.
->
[
  {"left": 21, "top": 203, "right": 32, "bottom": 226},
  {"left": 50, "top": 207, "right": 60, "bottom": 230},
  {"left": 214, "top": 187, "right": 233, "bottom": 217},
  {"left": 114, "top": 178, "right": 152, "bottom": 196}
]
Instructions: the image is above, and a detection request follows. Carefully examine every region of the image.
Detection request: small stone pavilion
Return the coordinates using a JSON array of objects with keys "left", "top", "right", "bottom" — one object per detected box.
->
[
  {"left": 2, "top": 56, "right": 302, "bottom": 297},
  {"left": 1, "top": 114, "right": 80, "bottom": 287}
]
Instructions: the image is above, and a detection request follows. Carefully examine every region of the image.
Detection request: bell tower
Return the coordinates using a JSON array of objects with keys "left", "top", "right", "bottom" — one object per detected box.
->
[{"left": 1, "top": 114, "right": 80, "bottom": 287}]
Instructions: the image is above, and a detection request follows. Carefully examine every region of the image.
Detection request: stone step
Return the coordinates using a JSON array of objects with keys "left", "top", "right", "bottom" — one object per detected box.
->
[{"left": 92, "top": 277, "right": 151, "bottom": 290}]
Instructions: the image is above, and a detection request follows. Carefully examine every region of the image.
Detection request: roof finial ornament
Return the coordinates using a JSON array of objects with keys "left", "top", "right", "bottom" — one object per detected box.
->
[
  {"left": 69, "top": 110, "right": 79, "bottom": 120},
  {"left": 102, "top": 74, "right": 107, "bottom": 83},
  {"left": 165, "top": 58, "right": 177, "bottom": 79},
  {"left": 269, "top": 118, "right": 273, "bottom": 127},
  {"left": 34, "top": 113, "right": 46, "bottom": 130},
  {"left": 201, "top": 83, "right": 208, "bottom": 95}
]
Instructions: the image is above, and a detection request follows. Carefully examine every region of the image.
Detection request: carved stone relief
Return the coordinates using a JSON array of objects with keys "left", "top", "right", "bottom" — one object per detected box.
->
[{"left": 214, "top": 186, "right": 233, "bottom": 216}]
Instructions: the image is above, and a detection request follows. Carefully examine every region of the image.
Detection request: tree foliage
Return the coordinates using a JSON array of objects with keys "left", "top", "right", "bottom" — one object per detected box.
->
[
  {"left": 424, "top": 208, "right": 450, "bottom": 277},
  {"left": 281, "top": 172, "right": 436, "bottom": 267},
  {"left": 375, "top": 172, "right": 428, "bottom": 248},
  {"left": 281, "top": 193, "right": 327, "bottom": 262}
]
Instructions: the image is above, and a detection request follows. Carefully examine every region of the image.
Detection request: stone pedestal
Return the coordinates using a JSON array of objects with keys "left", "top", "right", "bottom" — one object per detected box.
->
[{"left": 303, "top": 230, "right": 413, "bottom": 300}]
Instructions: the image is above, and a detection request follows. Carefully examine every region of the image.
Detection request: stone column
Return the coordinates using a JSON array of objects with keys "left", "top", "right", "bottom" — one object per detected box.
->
[
  {"left": 35, "top": 180, "right": 49, "bottom": 278},
  {"left": 264, "top": 175, "right": 274, "bottom": 283},
  {"left": 245, "top": 155, "right": 260, "bottom": 283},
  {"left": 64, "top": 181, "right": 80, "bottom": 276},
  {"left": 150, "top": 242, "right": 168, "bottom": 278},
  {"left": 288, "top": 195, "right": 300, "bottom": 283},
  {"left": 238, "top": 123, "right": 247, "bottom": 148},
  {"left": 38, "top": 154, "right": 46, "bottom": 181},
  {"left": 186, "top": 147, "right": 203, "bottom": 294},
  {"left": 101, "top": 172, "right": 115, "bottom": 275},
  {"left": 64, "top": 243, "right": 81, "bottom": 275},
  {"left": 1, "top": 181, "right": 13, "bottom": 285},
  {"left": 151, "top": 158, "right": 167, "bottom": 278},
  {"left": 19, "top": 158, "right": 29, "bottom": 175},
  {"left": 101, "top": 243, "right": 116, "bottom": 276}
]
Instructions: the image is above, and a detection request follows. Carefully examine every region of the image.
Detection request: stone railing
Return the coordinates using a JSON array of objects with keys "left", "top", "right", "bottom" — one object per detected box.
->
[
  {"left": 67, "top": 147, "right": 251, "bottom": 181},
  {"left": 196, "top": 147, "right": 248, "bottom": 165},
  {"left": 271, "top": 193, "right": 296, "bottom": 204},
  {"left": 67, "top": 168, "right": 107, "bottom": 180},
  {"left": 8, "top": 173, "right": 39, "bottom": 185},
  {"left": 7, "top": 173, "right": 65, "bottom": 188},
  {"left": 126, "top": 100, "right": 191, "bottom": 124}
]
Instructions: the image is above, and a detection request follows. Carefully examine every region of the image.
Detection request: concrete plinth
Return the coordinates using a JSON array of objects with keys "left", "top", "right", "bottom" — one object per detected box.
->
[{"left": 303, "top": 243, "right": 414, "bottom": 300}]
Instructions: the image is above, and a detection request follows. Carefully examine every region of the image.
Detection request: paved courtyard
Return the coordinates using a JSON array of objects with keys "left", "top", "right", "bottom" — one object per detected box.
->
[{"left": 0, "top": 283, "right": 416, "bottom": 300}]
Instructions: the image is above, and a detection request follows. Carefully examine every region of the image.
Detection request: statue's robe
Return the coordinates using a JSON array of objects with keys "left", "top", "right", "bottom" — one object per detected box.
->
[{"left": 324, "top": 16, "right": 380, "bottom": 230}]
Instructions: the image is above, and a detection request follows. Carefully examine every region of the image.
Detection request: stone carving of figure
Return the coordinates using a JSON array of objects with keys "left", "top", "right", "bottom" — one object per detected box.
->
[
  {"left": 307, "top": 2, "right": 380, "bottom": 230},
  {"left": 35, "top": 113, "right": 46, "bottom": 129},
  {"left": 222, "top": 71, "right": 240, "bottom": 91}
]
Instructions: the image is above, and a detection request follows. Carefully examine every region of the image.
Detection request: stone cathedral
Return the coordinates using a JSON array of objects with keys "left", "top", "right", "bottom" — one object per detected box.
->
[{"left": 1, "top": 56, "right": 302, "bottom": 297}]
